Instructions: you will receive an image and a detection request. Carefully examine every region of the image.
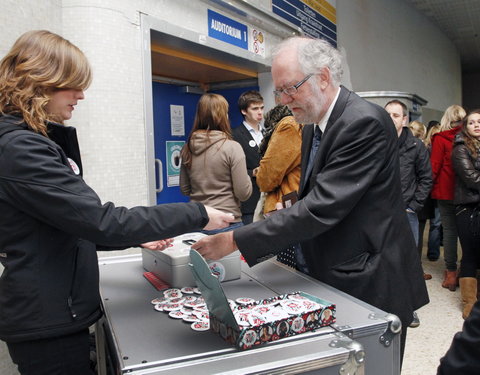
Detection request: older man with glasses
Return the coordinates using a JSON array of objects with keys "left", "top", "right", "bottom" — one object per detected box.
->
[{"left": 193, "top": 36, "right": 429, "bottom": 366}]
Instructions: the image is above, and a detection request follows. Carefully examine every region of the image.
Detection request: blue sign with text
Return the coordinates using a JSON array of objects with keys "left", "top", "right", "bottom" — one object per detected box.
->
[{"left": 208, "top": 9, "right": 248, "bottom": 50}]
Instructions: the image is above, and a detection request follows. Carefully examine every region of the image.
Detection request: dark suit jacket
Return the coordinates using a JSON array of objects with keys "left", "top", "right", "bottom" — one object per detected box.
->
[
  {"left": 234, "top": 86, "right": 429, "bottom": 325},
  {"left": 232, "top": 124, "right": 261, "bottom": 215},
  {"left": 438, "top": 299, "right": 480, "bottom": 374}
]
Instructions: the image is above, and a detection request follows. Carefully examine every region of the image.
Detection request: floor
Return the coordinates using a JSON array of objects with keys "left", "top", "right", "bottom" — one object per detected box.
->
[
  {"left": 0, "top": 241, "right": 467, "bottom": 375},
  {"left": 401, "top": 250, "right": 465, "bottom": 375}
]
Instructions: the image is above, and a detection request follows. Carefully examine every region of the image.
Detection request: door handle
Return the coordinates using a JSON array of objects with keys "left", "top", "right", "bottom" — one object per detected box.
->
[{"left": 155, "top": 159, "right": 163, "bottom": 193}]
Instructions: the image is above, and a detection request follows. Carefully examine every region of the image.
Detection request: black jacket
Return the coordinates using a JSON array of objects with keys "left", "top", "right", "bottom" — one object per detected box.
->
[
  {"left": 0, "top": 115, "right": 208, "bottom": 343},
  {"left": 235, "top": 87, "right": 429, "bottom": 326},
  {"left": 438, "top": 299, "right": 480, "bottom": 374},
  {"left": 232, "top": 124, "right": 261, "bottom": 214},
  {"left": 451, "top": 133, "right": 480, "bottom": 205},
  {"left": 398, "top": 127, "right": 432, "bottom": 212}
]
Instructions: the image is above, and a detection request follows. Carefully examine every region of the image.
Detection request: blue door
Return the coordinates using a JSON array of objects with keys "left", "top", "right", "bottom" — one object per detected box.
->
[
  {"left": 152, "top": 82, "right": 200, "bottom": 204},
  {"left": 152, "top": 82, "right": 259, "bottom": 204}
]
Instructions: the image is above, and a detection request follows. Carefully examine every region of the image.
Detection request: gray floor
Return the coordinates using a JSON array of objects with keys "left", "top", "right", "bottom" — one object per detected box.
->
[
  {"left": 0, "top": 243, "right": 467, "bottom": 375},
  {"left": 401, "top": 248, "right": 465, "bottom": 375}
]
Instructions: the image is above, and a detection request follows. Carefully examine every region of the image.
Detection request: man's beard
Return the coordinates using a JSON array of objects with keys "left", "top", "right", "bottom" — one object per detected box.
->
[{"left": 289, "top": 81, "right": 325, "bottom": 124}]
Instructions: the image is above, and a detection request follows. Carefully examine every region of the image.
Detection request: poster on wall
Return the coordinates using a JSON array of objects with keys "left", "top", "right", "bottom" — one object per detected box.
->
[
  {"left": 248, "top": 26, "right": 266, "bottom": 57},
  {"left": 166, "top": 141, "right": 184, "bottom": 187},
  {"left": 170, "top": 105, "right": 185, "bottom": 136}
]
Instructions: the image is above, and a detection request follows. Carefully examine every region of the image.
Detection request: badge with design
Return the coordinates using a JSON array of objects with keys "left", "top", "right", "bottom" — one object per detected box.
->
[
  {"left": 168, "top": 310, "right": 187, "bottom": 319},
  {"left": 163, "top": 288, "right": 183, "bottom": 299},
  {"left": 191, "top": 321, "right": 210, "bottom": 331},
  {"left": 241, "top": 329, "right": 257, "bottom": 348},
  {"left": 291, "top": 316, "right": 305, "bottom": 332},
  {"left": 209, "top": 261, "right": 226, "bottom": 281},
  {"left": 67, "top": 158, "right": 80, "bottom": 175}
]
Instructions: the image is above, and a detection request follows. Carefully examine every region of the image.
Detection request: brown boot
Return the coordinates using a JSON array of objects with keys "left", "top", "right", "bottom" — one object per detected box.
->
[
  {"left": 442, "top": 270, "right": 458, "bottom": 291},
  {"left": 459, "top": 277, "right": 477, "bottom": 319}
]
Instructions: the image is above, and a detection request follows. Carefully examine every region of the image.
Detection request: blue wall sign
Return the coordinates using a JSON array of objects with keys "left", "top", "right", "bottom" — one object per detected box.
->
[
  {"left": 272, "top": 0, "right": 337, "bottom": 45},
  {"left": 208, "top": 9, "right": 248, "bottom": 49}
]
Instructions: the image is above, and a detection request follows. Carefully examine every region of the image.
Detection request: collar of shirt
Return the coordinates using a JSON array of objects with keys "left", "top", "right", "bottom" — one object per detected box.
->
[
  {"left": 243, "top": 120, "right": 264, "bottom": 146},
  {"left": 314, "top": 87, "right": 341, "bottom": 133}
]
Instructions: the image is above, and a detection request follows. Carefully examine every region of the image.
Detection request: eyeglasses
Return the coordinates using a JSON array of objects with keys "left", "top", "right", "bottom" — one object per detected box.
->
[{"left": 273, "top": 74, "right": 313, "bottom": 97}]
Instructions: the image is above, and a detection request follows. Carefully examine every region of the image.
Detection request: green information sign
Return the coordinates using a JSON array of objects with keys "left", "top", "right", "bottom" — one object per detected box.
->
[{"left": 166, "top": 141, "right": 184, "bottom": 187}]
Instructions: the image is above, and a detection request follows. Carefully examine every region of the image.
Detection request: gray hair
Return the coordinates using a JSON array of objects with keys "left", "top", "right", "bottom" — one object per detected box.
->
[{"left": 272, "top": 37, "right": 343, "bottom": 87}]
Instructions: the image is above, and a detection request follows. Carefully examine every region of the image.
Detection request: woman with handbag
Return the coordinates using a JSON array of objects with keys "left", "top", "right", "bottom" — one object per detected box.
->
[{"left": 451, "top": 109, "right": 480, "bottom": 318}]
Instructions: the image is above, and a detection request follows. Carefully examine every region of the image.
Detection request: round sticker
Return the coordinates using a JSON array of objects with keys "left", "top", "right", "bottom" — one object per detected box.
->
[
  {"left": 163, "top": 303, "right": 182, "bottom": 312},
  {"left": 183, "top": 296, "right": 198, "bottom": 303},
  {"left": 168, "top": 297, "right": 185, "bottom": 304},
  {"left": 241, "top": 329, "right": 257, "bottom": 348},
  {"left": 248, "top": 140, "right": 256, "bottom": 148},
  {"left": 154, "top": 303, "right": 167, "bottom": 312},
  {"left": 276, "top": 321, "right": 290, "bottom": 337},
  {"left": 209, "top": 261, "right": 226, "bottom": 282},
  {"left": 183, "top": 315, "right": 199, "bottom": 323},
  {"left": 181, "top": 287, "right": 195, "bottom": 294},
  {"left": 321, "top": 308, "right": 335, "bottom": 324},
  {"left": 191, "top": 321, "right": 210, "bottom": 331},
  {"left": 168, "top": 310, "right": 186, "bottom": 319},
  {"left": 291, "top": 317, "right": 305, "bottom": 333},
  {"left": 151, "top": 297, "right": 168, "bottom": 305},
  {"left": 259, "top": 326, "right": 273, "bottom": 342},
  {"left": 236, "top": 297, "right": 256, "bottom": 306},
  {"left": 164, "top": 289, "right": 183, "bottom": 299},
  {"left": 67, "top": 158, "right": 80, "bottom": 175}
]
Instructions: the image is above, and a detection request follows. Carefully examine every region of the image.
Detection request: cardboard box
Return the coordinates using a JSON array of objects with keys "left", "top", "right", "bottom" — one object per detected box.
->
[
  {"left": 142, "top": 232, "right": 241, "bottom": 287},
  {"left": 189, "top": 249, "right": 336, "bottom": 350}
]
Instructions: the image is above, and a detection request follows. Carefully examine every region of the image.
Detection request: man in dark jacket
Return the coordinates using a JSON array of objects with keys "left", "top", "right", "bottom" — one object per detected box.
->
[
  {"left": 385, "top": 100, "right": 433, "bottom": 246},
  {"left": 193, "top": 37, "right": 429, "bottom": 365},
  {"left": 232, "top": 90, "right": 264, "bottom": 224},
  {"left": 385, "top": 100, "right": 432, "bottom": 328}
]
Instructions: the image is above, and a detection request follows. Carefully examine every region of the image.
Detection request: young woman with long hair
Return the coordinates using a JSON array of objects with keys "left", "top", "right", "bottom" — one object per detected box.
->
[
  {"left": 431, "top": 104, "right": 467, "bottom": 291},
  {"left": 180, "top": 93, "right": 252, "bottom": 234},
  {"left": 0, "top": 30, "right": 230, "bottom": 375},
  {"left": 452, "top": 109, "right": 480, "bottom": 318}
]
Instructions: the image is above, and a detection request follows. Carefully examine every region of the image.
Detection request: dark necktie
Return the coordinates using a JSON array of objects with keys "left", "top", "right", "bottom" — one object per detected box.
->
[{"left": 305, "top": 126, "right": 322, "bottom": 180}]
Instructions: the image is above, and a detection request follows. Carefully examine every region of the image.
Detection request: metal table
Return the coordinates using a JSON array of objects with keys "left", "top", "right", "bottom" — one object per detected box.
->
[{"left": 96, "top": 255, "right": 400, "bottom": 374}]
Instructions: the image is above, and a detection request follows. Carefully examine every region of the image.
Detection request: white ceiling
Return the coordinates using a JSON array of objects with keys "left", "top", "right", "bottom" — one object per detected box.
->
[{"left": 406, "top": 0, "right": 480, "bottom": 73}]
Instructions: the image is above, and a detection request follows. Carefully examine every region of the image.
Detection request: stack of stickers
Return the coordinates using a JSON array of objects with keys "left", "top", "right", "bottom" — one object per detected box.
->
[
  {"left": 151, "top": 287, "right": 211, "bottom": 331},
  {"left": 151, "top": 288, "right": 336, "bottom": 346}
]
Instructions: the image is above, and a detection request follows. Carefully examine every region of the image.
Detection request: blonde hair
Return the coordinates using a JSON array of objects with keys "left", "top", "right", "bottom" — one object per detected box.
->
[
  {"left": 424, "top": 123, "right": 441, "bottom": 148},
  {"left": 0, "top": 30, "right": 92, "bottom": 135},
  {"left": 439, "top": 105, "right": 466, "bottom": 132},
  {"left": 408, "top": 120, "right": 426, "bottom": 140}
]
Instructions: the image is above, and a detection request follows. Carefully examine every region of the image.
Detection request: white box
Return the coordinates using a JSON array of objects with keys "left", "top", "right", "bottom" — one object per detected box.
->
[{"left": 142, "top": 232, "right": 241, "bottom": 288}]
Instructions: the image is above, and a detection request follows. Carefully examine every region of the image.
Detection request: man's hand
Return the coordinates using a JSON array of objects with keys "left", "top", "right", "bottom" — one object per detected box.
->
[
  {"left": 191, "top": 231, "right": 237, "bottom": 260},
  {"left": 141, "top": 238, "right": 174, "bottom": 251},
  {"left": 203, "top": 206, "right": 235, "bottom": 231}
]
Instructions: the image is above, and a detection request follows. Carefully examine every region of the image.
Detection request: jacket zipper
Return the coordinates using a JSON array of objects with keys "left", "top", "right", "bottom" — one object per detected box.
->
[{"left": 67, "top": 247, "right": 79, "bottom": 320}]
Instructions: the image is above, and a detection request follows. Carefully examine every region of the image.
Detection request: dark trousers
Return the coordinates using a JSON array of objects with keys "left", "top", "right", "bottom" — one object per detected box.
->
[
  {"left": 241, "top": 213, "right": 254, "bottom": 225},
  {"left": 7, "top": 329, "right": 94, "bottom": 375},
  {"left": 456, "top": 204, "right": 480, "bottom": 277}
]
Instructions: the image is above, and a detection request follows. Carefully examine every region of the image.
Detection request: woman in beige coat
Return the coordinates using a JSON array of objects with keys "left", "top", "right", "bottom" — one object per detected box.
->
[{"left": 180, "top": 94, "right": 252, "bottom": 234}]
